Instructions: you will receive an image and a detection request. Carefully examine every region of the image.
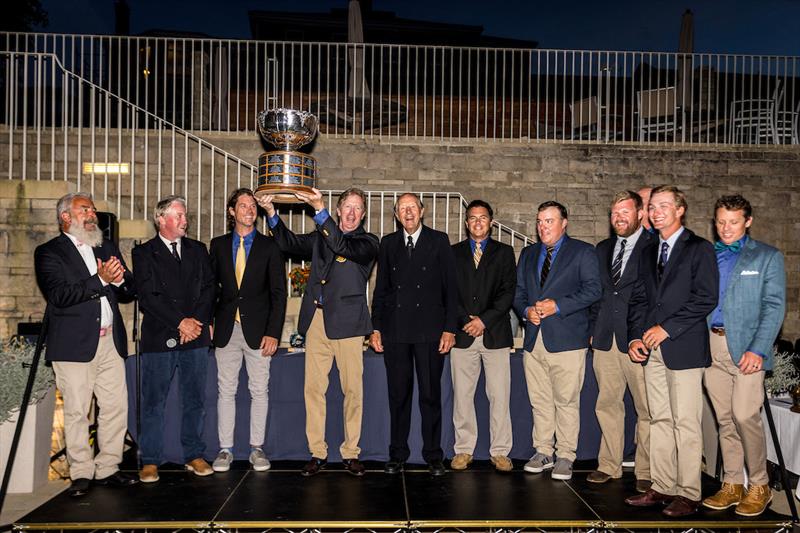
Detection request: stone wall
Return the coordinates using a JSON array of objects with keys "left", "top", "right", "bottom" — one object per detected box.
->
[{"left": 3, "top": 135, "right": 799, "bottom": 341}]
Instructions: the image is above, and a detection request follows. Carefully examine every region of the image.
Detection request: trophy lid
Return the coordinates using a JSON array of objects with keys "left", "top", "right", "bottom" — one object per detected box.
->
[{"left": 257, "top": 108, "right": 319, "bottom": 151}]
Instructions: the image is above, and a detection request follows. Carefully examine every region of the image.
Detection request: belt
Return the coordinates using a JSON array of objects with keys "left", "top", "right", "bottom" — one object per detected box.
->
[
  {"left": 710, "top": 326, "right": 725, "bottom": 336},
  {"left": 99, "top": 325, "right": 113, "bottom": 337}
]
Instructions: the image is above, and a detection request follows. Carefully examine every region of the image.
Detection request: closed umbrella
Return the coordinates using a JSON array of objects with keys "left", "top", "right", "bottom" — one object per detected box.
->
[{"left": 347, "top": 0, "right": 370, "bottom": 100}]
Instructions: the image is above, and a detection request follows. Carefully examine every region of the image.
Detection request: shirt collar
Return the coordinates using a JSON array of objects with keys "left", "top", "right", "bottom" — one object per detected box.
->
[
  {"left": 403, "top": 225, "right": 423, "bottom": 243},
  {"left": 234, "top": 227, "right": 257, "bottom": 243},
  {"left": 659, "top": 226, "right": 685, "bottom": 249},
  {"left": 159, "top": 233, "right": 181, "bottom": 249},
  {"left": 618, "top": 226, "right": 643, "bottom": 247}
]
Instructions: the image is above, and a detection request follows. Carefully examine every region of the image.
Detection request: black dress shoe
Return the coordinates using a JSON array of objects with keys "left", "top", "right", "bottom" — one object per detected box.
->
[
  {"left": 94, "top": 471, "right": 140, "bottom": 487},
  {"left": 428, "top": 460, "right": 446, "bottom": 477},
  {"left": 301, "top": 457, "right": 327, "bottom": 477},
  {"left": 343, "top": 458, "right": 365, "bottom": 476},
  {"left": 384, "top": 460, "right": 405, "bottom": 474},
  {"left": 68, "top": 478, "right": 91, "bottom": 497}
]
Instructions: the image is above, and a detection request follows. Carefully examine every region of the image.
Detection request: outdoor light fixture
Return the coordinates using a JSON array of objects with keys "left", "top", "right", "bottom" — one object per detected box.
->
[{"left": 82, "top": 162, "right": 130, "bottom": 174}]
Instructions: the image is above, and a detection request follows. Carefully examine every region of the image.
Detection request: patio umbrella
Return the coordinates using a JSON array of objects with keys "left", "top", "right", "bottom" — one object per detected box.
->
[
  {"left": 676, "top": 9, "right": 694, "bottom": 110},
  {"left": 347, "top": 0, "right": 370, "bottom": 100}
]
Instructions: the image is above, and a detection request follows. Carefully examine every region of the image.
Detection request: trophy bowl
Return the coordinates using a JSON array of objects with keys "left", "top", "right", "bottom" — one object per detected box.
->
[{"left": 255, "top": 108, "right": 320, "bottom": 203}]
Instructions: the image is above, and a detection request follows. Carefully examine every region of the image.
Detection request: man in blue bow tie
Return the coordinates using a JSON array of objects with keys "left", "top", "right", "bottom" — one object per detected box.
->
[{"left": 702, "top": 194, "right": 785, "bottom": 517}]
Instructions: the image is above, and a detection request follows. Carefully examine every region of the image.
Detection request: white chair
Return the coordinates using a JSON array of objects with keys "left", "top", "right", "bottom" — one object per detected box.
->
[
  {"left": 569, "top": 96, "right": 600, "bottom": 140},
  {"left": 727, "top": 79, "right": 784, "bottom": 145},
  {"left": 636, "top": 87, "right": 679, "bottom": 142}
]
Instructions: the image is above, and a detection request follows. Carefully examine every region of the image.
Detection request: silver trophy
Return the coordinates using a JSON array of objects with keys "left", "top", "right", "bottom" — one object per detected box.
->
[{"left": 255, "top": 108, "right": 319, "bottom": 204}]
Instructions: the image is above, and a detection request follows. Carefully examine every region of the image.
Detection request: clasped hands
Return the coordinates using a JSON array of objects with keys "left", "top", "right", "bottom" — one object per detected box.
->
[
  {"left": 178, "top": 317, "right": 204, "bottom": 345},
  {"left": 526, "top": 299, "right": 557, "bottom": 325},
  {"left": 97, "top": 256, "right": 125, "bottom": 284},
  {"left": 628, "top": 325, "right": 669, "bottom": 363}
]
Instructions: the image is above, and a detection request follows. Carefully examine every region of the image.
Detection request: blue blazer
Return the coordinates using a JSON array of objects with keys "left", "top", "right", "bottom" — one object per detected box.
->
[
  {"left": 628, "top": 228, "right": 718, "bottom": 370},
  {"left": 513, "top": 235, "right": 601, "bottom": 353},
  {"left": 707, "top": 237, "right": 785, "bottom": 370}
]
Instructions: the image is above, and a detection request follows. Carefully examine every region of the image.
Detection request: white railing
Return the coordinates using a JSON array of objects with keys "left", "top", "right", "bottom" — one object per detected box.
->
[
  {"left": 3, "top": 32, "right": 799, "bottom": 145},
  {"left": 0, "top": 51, "right": 531, "bottom": 256}
]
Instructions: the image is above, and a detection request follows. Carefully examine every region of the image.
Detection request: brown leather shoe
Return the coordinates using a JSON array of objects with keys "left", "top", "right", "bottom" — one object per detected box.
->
[
  {"left": 625, "top": 488, "right": 674, "bottom": 507},
  {"left": 139, "top": 464, "right": 159, "bottom": 483},
  {"left": 635, "top": 479, "right": 653, "bottom": 493},
  {"left": 301, "top": 457, "right": 327, "bottom": 477},
  {"left": 663, "top": 495, "right": 701, "bottom": 518},
  {"left": 450, "top": 453, "right": 473, "bottom": 470},
  {"left": 703, "top": 482, "right": 744, "bottom": 510},
  {"left": 185, "top": 458, "right": 214, "bottom": 477},
  {"left": 587, "top": 470, "right": 612, "bottom": 483},
  {"left": 735, "top": 484, "right": 772, "bottom": 517},
  {"left": 490, "top": 455, "right": 513, "bottom": 472},
  {"left": 342, "top": 458, "right": 365, "bottom": 477}
]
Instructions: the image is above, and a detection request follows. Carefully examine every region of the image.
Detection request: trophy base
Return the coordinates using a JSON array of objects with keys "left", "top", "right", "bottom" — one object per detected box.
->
[{"left": 254, "top": 184, "right": 315, "bottom": 204}]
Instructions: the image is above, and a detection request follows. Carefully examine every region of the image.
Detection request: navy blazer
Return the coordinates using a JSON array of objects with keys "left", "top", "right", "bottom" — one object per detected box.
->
[
  {"left": 132, "top": 236, "right": 216, "bottom": 353},
  {"left": 210, "top": 230, "right": 287, "bottom": 350},
  {"left": 452, "top": 238, "right": 516, "bottom": 350},
  {"left": 628, "top": 227, "right": 718, "bottom": 370},
  {"left": 271, "top": 215, "right": 378, "bottom": 339},
  {"left": 513, "top": 235, "right": 601, "bottom": 353},
  {"left": 372, "top": 225, "right": 459, "bottom": 344},
  {"left": 589, "top": 229, "right": 654, "bottom": 352},
  {"left": 34, "top": 233, "right": 135, "bottom": 362}
]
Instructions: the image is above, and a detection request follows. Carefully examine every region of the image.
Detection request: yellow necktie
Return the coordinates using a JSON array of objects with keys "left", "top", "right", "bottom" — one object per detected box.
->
[
  {"left": 473, "top": 241, "right": 483, "bottom": 268},
  {"left": 235, "top": 235, "right": 246, "bottom": 322}
]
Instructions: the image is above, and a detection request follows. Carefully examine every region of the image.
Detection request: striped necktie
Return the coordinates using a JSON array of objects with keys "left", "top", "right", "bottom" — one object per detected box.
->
[
  {"left": 611, "top": 239, "right": 626, "bottom": 285},
  {"left": 540, "top": 245, "right": 554, "bottom": 287},
  {"left": 473, "top": 241, "right": 483, "bottom": 268}
]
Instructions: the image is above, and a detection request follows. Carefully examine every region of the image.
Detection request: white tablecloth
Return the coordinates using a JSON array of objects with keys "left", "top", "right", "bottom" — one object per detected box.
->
[{"left": 763, "top": 398, "right": 800, "bottom": 499}]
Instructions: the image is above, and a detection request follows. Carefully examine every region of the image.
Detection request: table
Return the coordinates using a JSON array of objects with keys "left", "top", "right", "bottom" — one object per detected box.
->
[
  {"left": 763, "top": 398, "right": 800, "bottom": 499},
  {"left": 126, "top": 349, "right": 638, "bottom": 465}
]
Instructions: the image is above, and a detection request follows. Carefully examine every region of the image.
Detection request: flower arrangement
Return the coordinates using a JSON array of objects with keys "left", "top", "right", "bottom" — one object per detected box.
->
[
  {"left": 0, "top": 337, "right": 55, "bottom": 425},
  {"left": 289, "top": 264, "right": 312, "bottom": 296},
  {"left": 765, "top": 350, "right": 799, "bottom": 396}
]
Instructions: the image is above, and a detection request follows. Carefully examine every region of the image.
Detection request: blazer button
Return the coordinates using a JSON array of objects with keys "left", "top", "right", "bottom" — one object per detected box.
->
[
  {"left": 398, "top": 285, "right": 402, "bottom": 289},
  {"left": 96, "top": 318, "right": 100, "bottom": 322},
  {"left": 416, "top": 284, "right": 421, "bottom": 289},
  {"left": 321, "top": 280, "right": 326, "bottom": 285},
  {"left": 239, "top": 296, "right": 243, "bottom": 300},
  {"left": 397, "top": 304, "right": 402, "bottom": 308},
  {"left": 416, "top": 303, "right": 420, "bottom": 307},
  {"left": 422, "top": 266, "right": 426, "bottom": 271},
  {"left": 613, "top": 291, "right": 618, "bottom": 295}
]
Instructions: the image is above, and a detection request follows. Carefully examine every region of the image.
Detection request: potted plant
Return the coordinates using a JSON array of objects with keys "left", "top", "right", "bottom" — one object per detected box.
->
[
  {"left": 765, "top": 350, "right": 800, "bottom": 413},
  {"left": 0, "top": 337, "right": 56, "bottom": 493}
]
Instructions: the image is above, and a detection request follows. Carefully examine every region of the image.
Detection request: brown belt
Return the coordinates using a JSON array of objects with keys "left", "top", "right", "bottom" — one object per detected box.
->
[{"left": 710, "top": 326, "right": 725, "bottom": 336}]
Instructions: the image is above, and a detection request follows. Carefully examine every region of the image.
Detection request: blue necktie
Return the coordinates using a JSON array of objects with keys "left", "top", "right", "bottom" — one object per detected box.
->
[{"left": 657, "top": 242, "right": 669, "bottom": 280}]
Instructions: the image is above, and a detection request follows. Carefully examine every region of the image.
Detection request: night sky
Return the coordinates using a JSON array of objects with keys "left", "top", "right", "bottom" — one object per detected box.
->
[{"left": 39, "top": 0, "right": 800, "bottom": 56}]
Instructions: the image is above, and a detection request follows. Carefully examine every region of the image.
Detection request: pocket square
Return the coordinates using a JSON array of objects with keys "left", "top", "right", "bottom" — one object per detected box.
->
[{"left": 740, "top": 270, "right": 759, "bottom": 276}]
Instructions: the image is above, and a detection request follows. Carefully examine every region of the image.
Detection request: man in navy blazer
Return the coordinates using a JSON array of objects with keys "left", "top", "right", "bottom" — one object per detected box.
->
[
  {"left": 260, "top": 187, "right": 378, "bottom": 477},
  {"left": 133, "top": 195, "right": 216, "bottom": 482},
  {"left": 209, "top": 188, "right": 286, "bottom": 473},
  {"left": 513, "top": 201, "right": 601, "bottom": 481},
  {"left": 370, "top": 192, "right": 459, "bottom": 477},
  {"left": 34, "top": 192, "right": 138, "bottom": 497},
  {"left": 702, "top": 194, "right": 785, "bottom": 517},
  {"left": 587, "top": 190, "right": 653, "bottom": 492},
  {"left": 625, "top": 185, "right": 718, "bottom": 518}
]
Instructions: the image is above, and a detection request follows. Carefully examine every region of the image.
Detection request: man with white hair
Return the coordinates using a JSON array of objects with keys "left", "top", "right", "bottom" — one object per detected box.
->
[
  {"left": 34, "top": 192, "right": 138, "bottom": 497},
  {"left": 133, "top": 195, "right": 216, "bottom": 483}
]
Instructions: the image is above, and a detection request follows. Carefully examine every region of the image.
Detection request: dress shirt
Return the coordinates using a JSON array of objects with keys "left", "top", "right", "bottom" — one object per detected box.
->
[
  {"left": 158, "top": 233, "right": 182, "bottom": 259},
  {"left": 613, "top": 226, "right": 644, "bottom": 277},
  {"left": 537, "top": 234, "right": 565, "bottom": 277},
  {"left": 403, "top": 225, "right": 423, "bottom": 247},
  {"left": 657, "top": 226, "right": 685, "bottom": 263},
  {"left": 63, "top": 231, "right": 114, "bottom": 328},
  {"left": 231, "top": 227, "right": 256, "bottom": 265},
  {"left": 469, "top": 237, "right": 490, "bottom": 254},
  {"left": 710, "top": 235, "right": 747, "bottom": 328}
]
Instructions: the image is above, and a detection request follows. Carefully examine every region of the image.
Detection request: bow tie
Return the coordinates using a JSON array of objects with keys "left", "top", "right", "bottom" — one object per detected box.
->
[{"left": 714, "top": 240, "right": 742, "bottom": 253}]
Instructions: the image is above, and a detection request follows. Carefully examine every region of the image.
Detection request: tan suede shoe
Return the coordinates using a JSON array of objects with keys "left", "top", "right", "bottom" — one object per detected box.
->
[
  {"left": 186, "top": 457, "right": 214, "bottom": 476},
  {"left": 450, "top": 453, "right": 473, "bottom": 470},
  {"left": 735, "top": 484, "right": 772, "bottom": 517},
  {"left": 139, "top": 464, "right": 159, "bottom": 483},
  {"left": 490, "top": 455, "right": 513, "bottom": 472},
  {"left": 702, "top": 482, "right": 744, "bottom": 510}
]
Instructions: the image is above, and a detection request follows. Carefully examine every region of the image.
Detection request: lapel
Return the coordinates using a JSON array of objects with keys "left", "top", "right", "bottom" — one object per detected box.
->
[
  {"left": 529, "top": 242, "right": 542, "bottom": 290},
  {"left": 725, "top": 237, "right": 758, "bottom": 294},
  {"left": 153, "top": 236, "right": 184, "bottom": 276},
  {"left": 658, "top": 228, "right": 690, "bottom": 292},
  {"left": 475, "top": 238, "right": 495, "bottom": 273},
  {"left": 56, "top": 233, "right": 92, "bottom": 277},
  {"left": 542, "top": 235, "right": 571, "bottom": 290},
  {"left": 617, "top": 230, "right": 652, "bottom": 288},
  {"left": 220, "top": 232, "right": 237, "bottom": 287}
]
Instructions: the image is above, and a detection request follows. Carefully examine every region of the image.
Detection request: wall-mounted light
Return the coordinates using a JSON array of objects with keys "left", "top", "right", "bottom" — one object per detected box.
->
[{"left": 82, "top": 162, "right": 130, "bottom": 174}]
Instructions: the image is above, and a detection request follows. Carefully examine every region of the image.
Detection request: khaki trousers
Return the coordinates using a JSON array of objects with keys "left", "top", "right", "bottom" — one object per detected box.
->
[
  {"left": 304, "top": 309, "right": 364, "bottom": 459},
  {"left": 593, "top": 346, "right": 651, "bottom": 480},
  {"left": 52, "top": 334, "right": 128, "bottom": 480},
  {"left": 645, "top": 346, "right": 704, "bottom": 500},
  {"left": 451, "top": 336, "right": 512, "bottom": 457},
  {"left": 523, "top": 332, "right": 586, "bottom": 462},
  {"left": 704, "top": 333, "right": 768, "bottom": 485}
]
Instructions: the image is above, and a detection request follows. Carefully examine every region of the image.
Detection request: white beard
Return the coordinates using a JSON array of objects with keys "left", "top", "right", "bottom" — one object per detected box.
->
[{"left": 67, "top": 224, "right": 104, "bottom": 248}]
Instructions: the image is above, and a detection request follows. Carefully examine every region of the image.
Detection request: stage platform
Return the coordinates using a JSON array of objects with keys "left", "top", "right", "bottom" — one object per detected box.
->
[{"left": 13, "top": 462, "right": 796, "bottom": 532}]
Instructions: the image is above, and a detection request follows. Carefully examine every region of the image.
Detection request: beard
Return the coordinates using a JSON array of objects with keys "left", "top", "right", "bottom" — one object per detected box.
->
[{"left": 67, "top": 223, "right": 104, "bottom": 247}]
